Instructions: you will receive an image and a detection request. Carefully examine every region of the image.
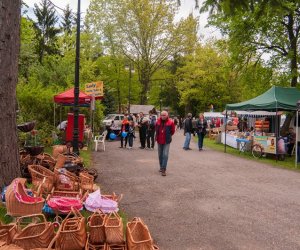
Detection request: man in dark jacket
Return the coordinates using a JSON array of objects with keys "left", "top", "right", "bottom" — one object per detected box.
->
[
  {"left": 155, "top": 110, "right": 175, "bottom": 176},
  {"left": 138, "top": 112, "right": 148, "bottom": 149},
  {"left": 183, "top": 113, "right": 193, "bottom": 150},
  {"left": 147, "top": 111, "right": 156, "bottom": 149}
]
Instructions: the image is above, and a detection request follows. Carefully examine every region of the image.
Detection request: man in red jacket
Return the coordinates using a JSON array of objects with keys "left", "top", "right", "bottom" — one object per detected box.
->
[{"left": 155, "top": 110, "right": 175, "bottom": 176}]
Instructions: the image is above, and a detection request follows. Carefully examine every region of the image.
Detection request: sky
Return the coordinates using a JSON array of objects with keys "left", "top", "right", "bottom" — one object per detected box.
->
[{"left": 23, "top": 0, "right": 221, "bottom": 40}]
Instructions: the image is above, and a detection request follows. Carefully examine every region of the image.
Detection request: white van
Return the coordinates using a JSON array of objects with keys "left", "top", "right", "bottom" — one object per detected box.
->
[{"left": 102, "top": 114, "right": 125, "bottom": 127}]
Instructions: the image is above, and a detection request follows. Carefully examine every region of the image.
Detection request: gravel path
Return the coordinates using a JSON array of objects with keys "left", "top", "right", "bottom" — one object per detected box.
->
[{"left": 93, "top": 130, "right": 300, "bottom": 250}]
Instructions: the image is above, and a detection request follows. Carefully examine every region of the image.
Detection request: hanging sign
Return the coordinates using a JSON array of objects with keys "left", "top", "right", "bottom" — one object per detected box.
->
[{"left": 85, "top": 81, "right": 103, "bottom": 97}]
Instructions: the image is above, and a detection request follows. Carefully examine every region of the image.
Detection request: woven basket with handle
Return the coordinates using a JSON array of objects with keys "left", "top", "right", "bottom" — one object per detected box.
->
[
  {"left": 56, "top": 207, "right": 86, "bottom": 250},
  {"left": 104, "top": 212, "right": 124, "bottom": 245},
  {"left": 12, "top": 214, "right": 54, "bottom": 250},
  {"left": 87, "top": 209, "right": 106, "bottom": 245}
]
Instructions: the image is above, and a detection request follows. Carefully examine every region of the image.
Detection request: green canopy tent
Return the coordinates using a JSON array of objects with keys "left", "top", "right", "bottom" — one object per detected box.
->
[
  {"left": 226, "top": 86, "right": 300, "bottom": 111},
  {"left": 225, "top": 86, "right": 300, "bottom": 165}
]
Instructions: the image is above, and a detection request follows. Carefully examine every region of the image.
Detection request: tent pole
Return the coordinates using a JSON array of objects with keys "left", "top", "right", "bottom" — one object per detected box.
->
[
  {"left": 54, "top": 103, "right": 56, "bottom": 128},
  {"left": 296, "top": 110, "right": 298, "bottom": 168},
  {"left": 275, "top": 109, "right": 278, "bottom": 162},
  {"left": 225, "top": 110, "right": 227, "bottom": 153}
]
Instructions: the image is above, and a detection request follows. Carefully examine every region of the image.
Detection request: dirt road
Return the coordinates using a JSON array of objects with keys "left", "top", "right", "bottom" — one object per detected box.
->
[{"left": 93, "top": 131, "right": 300, "bottom": 250}]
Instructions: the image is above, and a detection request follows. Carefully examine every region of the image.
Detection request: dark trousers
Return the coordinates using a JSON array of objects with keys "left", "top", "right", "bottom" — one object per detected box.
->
[
  {"left": 287, "top": 143, "right": 295, "bottom": 156},
  {"left": 139, "top": 128, "right": 147, "bottom": 148},
  {"left": 147, "top": 130, "right": 155, "bottom": 148},
  {"left": 121, "top": 136, "right": 128, "bottom": 147},
  {"left": 197, "top": 132, "right": 205, "bottom": 149},
  {"left": 106, "top": 126, "right": 111, "bottom": 140},
  {"left": 128, "top": 135, "right": 134, "bottom": 147}
]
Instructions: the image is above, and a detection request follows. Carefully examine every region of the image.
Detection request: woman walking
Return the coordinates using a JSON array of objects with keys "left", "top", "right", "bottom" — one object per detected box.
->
[{"left": 196, "top": 113, "right": 208, "bottom": 151}]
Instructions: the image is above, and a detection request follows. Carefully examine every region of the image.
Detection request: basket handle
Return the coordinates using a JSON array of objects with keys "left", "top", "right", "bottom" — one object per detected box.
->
[
  {"left": 17, "top": 213, "right": 47, "bottom": 229},
  {"left": 64, "top": 207, "right": 83, "bottom": 220},
  {"left": 128, "top": 217, "right": 143, "bottom": 232}
]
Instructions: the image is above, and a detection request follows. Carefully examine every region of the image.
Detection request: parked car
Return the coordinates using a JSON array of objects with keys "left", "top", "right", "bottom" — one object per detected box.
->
[{"left": 102, "top": 114, "right": 125, "bottom": 128}]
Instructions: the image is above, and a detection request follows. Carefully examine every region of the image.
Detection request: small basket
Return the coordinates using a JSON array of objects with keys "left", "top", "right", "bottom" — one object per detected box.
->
[
  {"left": 28, "top": 165, "right": 55, "bottom": 194},
  {"left": 80, "top": 172, "right": 94, "bottom": 193},
  {"left": 54, "top": 168, "right": 80, "bottom": 192},
  {"left": 104, "top": 212, "right": 124, "bottom": 245},
  {"left": 13, "top": 214, "right": 54, "bottom": 250},
  {"left": 126, "top": 218, "right": 153, "bottom": 250},
  {"left": 87, "top": 209, "right": 106, "bottom": 245}
]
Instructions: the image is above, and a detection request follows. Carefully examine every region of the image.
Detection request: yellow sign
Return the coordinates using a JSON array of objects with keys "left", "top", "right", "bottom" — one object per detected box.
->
[{"left": 85, "top": 81, "right": 103, "bottom": 97}]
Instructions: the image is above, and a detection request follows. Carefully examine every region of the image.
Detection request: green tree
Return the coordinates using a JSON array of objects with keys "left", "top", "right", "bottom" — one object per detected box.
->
[
  {"left": 87, "top": 0, "right": 198, "bottom": 104},
  {"left": 33, "top": 0, "right": 60, "bottom": 63},
  {"left": 61, "top": 4, "right": 74, "bottom": 34},
  {"left": 201, "top": 0, "right": 300, "bottom": 86}
]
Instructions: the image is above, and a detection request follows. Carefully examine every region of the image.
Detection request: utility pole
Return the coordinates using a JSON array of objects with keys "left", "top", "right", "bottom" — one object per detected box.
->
[{"left": 73, "top": 0, "right": 81, "bottom": 155}]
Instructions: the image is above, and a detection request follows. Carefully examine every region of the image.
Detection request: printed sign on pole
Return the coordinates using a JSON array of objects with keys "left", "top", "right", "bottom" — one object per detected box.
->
[{"left": 85, "top": 81, "right": 104, "bottom": 97}]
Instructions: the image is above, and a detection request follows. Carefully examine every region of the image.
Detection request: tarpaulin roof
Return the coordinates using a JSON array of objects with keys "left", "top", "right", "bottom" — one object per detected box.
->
[
  {"left": 54, "top": 87, "right": 91, "bottom": 105},
  {"left": 226, "top": 86, "right": 300, "bottom": 111}
]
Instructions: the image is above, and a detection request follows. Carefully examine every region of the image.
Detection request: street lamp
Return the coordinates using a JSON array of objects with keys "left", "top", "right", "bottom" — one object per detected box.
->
[
  {"left": 73, "top": 0, "right": 81, "bottom": 155},
  {"left": 125, "top": 62, "right": 134, "bottom": 113}
]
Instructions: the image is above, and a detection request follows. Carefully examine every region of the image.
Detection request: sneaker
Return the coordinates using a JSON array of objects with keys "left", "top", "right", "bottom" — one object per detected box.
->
[
  {"left": 119, "top": 146, "right": 123, "bottom": 148},
  {"left": 128, "top": 147, "right": 132, "bottom": 149},
  {"left": 199, "top": 148, "right": 202, "bottom": 151},
  {"left": 161, "top": 170, "right": 166, "bottom": 176},
  {"left": 159, "top": 169, "right": 162, "bottom": 172}
]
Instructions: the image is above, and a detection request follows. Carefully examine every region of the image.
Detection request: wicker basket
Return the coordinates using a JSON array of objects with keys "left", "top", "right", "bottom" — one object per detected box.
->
[
  {"left": 0, "top": 243, "right": 24, "bottom": 249},
  {"left": 5, "top": 179, "right": 45, "bottom": 217},
  {"left": 13, "top": 214, "right": 54, "bottom": 250},
  {"left": 46, "top": 189, "right": 86, "bottom": 214},
  {"left": 36, "top": 153, "right": 56, "bottom": 171},
  {"left": 54, "top": 168, "right": 80, "bottom": 192},
  {"left": 28, "top": 165, "right": 55, "bottom": 194},
  {"left": 80, "top": 172, "right": 94, "bottom": 193},
  {"left": 85, "top": 234, "right": 106, "bottom": 250},
  {"left": 56, "top": 208, "right": 86, "bottom": 250},
  {"left": 0, "top": 223, "right": 17, "bottom": 245},
  {"left": 87, "top": 210, "right": 106, "bottom": 245},
  {"left": 54, "top": 154, "right": 66, "bottom": 169},
  {"left": 104, "top": 212, "right": 124, "bottom": 245},
  {"left": 126, "top": 218, "right": 153, "bottom": 250}
]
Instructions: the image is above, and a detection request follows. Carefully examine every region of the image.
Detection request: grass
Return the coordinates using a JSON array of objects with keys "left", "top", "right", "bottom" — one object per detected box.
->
[{"left": 203, "top": 138, "right": 300, "bottom": 171}]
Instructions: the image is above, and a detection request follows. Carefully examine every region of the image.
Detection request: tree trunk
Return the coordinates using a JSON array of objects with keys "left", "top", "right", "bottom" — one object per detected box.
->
[
  {"left": 287, "top": 14, "right": 298, "bottom": 87},
  {"left": 0, "top": 0, "right": 21, "bottom": 187},
  {"left": 139, "top": 67, "right": 151, "bottom": 105}
]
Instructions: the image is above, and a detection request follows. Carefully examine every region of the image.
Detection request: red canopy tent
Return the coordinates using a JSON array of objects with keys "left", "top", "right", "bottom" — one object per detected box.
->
[{"left": 53, "top": 87, "right": 91, "bottom": 105}]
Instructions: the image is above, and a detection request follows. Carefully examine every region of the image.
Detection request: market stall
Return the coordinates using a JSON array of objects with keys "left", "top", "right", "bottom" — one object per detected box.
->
[{"left": 225, "top": 86, "right": 300, "bottom": 163}]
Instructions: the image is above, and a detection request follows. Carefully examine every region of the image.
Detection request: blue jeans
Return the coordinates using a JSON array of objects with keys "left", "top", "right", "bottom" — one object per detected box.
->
[
  {"left": 197, "top": 132, "right": 205, "bottom": 149},
  {"left": 157, "top": 143, "right": 171, "bottom": 170},
  {"left": 183, "top": 132, "right": 191, "bottom": 149}
]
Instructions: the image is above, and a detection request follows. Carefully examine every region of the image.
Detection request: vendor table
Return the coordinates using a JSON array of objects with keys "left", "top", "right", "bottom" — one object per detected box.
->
[{"left": 221, "top": 132, "right": 238, "bottom": 149}]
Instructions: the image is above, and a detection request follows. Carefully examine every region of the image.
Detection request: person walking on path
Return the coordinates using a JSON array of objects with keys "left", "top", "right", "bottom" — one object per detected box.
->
[
  {"left": 155, "top": 111, "right": 175, "bottom": 176},
  {"left": 196, "top": 113, "right": 208, "bottom": 151},
  {"left": 120, "top": 116, "right": 129, "bottom": 148},
  {"left": 183, "top": 113, "right": 193, "bottom": 150},
  {"left": 146, "top": 111, "right": 156, "bottom": 149},
  {"left": 138, "top": 112, "right": 148, "bottom": 149}
]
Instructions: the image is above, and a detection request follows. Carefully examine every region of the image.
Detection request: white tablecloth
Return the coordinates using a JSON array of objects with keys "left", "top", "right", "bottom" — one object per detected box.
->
[{"left": 221, "top": 132, "right": 238, "bottom": 149}]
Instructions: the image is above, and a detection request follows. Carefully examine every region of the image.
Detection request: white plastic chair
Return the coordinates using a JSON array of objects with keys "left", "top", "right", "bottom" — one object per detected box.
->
[{"left": 94, "top": 131, "right": 107, "bottom": 152}]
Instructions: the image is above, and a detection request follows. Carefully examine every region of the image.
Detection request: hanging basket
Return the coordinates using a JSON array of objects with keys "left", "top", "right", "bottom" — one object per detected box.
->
[{"left": 17, "top": 121, "right": 36, "bottom": 133}]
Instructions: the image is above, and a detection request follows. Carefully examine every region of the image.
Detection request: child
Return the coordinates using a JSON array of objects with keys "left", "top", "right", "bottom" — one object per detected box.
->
[
  {"left": 127, "top": 121, "right": 136, "bottom": 149},
  {"left": 120, "top": 116, "right": 129, "bottom": 148}
]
